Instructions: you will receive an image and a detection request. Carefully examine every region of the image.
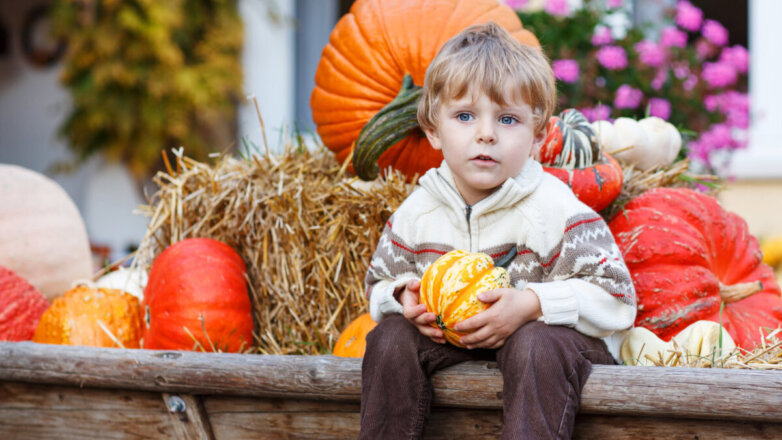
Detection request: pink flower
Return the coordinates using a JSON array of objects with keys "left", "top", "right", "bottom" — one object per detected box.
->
[
  {"left": 648, "top": 98, "right": 671, "bottom": 120},
  {"left": 503, "top": 0, "right": 528, "bottom": 9},
  {"left": 635, "top": 40, "right": 666, "bottom": 68},
  {"left": 651, "top": 69, "right": 669, "bottom": 90},
  {"left": 676, "top": 1, "right": 703, "bottom": 32},
  {"left": 614, "top": 85, "right": 643, "bottom": 109},
  {"left": 702, "top": 123, "right": 733, "bottom": 148},
  {"left": 580, "top": 104, "right": 612, "bottom": 122},
  {"left": 592, "top": 104, "right": 612, "bottom": 121},
  {"left": 673, "top": 62, "right": 690, "bottom": 79},
  {"left": 552, "top": 59, "right": 580, "bottom": 83},
  {"left": 606, "top": 0, "right": 624, "bottom": 8},
  {"left": 701, "top": 19, "right": 729, "bottom": 46},
  {"left": 591, "top": 26, "right": 613, "bottom": 46},
  {"left": 545, "top": 0, "right": 570, "bottom": 16},
  {"left": 683, "top": 74, "right": 698, "bottom": 91},
  {"left": 660, "top": 26, "right": 688, "bottom": 48},
  {"left": 596, "top": 45, "right": 628, "bottom": 70},
  {"left": 704, "top": 95, "right": 718, "bottom": 112},
  {"left": 719, "top": 45, "right": 749, "bottom": 73},
  {"left": 701, "top": 62, "right": 738, "bottom": 88}
]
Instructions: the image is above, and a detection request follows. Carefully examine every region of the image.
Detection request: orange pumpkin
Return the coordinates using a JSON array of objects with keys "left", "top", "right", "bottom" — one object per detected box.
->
[
  {"left": 419, "top": 250, "right": 510, "bottom": 347},
  {"left": 32, "top": 285, "right": 143, "bottom": 348},
  {"left": 333, "top": 313, "right": 377, "bottom": 358},
  {"left": 310, "top": 0, "right": 539, "bottom": 180}
]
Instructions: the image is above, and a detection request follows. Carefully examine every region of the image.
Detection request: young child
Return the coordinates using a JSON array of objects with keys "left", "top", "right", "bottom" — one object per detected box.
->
[{"left": 359, "top": 22, "right": 637, "bottom": 439}]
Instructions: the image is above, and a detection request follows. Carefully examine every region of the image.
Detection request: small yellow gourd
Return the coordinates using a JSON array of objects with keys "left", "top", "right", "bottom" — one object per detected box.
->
[{"left": 419, "top": 250, "right": 510, "bottom": 347}]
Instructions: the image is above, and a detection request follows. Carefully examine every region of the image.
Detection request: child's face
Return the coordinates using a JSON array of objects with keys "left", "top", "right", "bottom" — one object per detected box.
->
[{"left": 423, "top": 89, "right": 545, "bottom": 205}]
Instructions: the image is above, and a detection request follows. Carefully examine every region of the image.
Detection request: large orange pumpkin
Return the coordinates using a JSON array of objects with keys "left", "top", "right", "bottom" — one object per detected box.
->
[
  {"left": 32, "top": 285, "right": 143, "bottom": 348},
  {"left": 419, "top": 250, "right": 510, "bottom": 347},
  {"left": 0, "top": 266, "right": 49, "bottom": 341},
  {"left": 0, "top": 165, "right": 93, "bottom": 301},
  {"left": 608, "top": 188, "right": 782, "bottom": 349},
  {"left": 142, "top": 238, "right": 254, "bottom": 352},
  {"left": 333, "top": 313, "right": 377, "bottom": 358},
  {"left": 310, "top": 0, "right": 539, "bottom": 180}
]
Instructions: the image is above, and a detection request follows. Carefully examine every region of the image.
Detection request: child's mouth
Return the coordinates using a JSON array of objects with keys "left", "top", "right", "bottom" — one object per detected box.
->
[{"left": 472, "top": 155, "right": 497, "bottom": 163}]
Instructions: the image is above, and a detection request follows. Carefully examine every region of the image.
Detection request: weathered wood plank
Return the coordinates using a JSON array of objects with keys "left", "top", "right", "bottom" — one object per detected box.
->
[
  {"left": 2, "top": 342, "right": 781, "bottom": 422},
  {"left": 2, "top": 382, "right": 781, "bottom": 439},
  {"left": 203, "top": 396, "right": 782, "bottom": 440},
  {"left": 162, "top": 393, "right": 215, "bottom": 440},
  {"left": 572, "top": 415, "right": 782, "bottom": 439},
  {"left": 0, "top": 382, "right": 175, "bottom": 439}
]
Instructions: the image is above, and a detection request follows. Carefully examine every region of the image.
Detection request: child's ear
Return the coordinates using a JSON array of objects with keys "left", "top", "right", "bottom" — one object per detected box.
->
[
  {"left": 530, "top": 128, "right": 547, "bottom": 157},
  {"left": 423, "top": 127, "right": 442, "bottom": 151}
]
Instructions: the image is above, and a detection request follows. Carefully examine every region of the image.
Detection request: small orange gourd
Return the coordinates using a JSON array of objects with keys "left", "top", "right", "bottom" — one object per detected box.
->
[
  {"left": 32, "top": 285, "right": 143, "bottom": 348},
  {"left": 419, "top": 250, "right": 510, "bottom": 347},
  {"left": 333, "top": 313, "right": 377, "bottom": 358}
]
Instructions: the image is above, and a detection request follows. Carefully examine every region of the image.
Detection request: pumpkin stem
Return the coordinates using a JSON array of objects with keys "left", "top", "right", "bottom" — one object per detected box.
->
[
  {"left": 719, "top": 281, "right": 763, "bottom": 303},
  {"left": 353, "top": 74, "right": 423, "bottom": 180}
]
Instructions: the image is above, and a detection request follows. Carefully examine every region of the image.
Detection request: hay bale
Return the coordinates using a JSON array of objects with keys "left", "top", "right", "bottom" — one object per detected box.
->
[{"left": 135, "top": 145, "right": 415, "bottom": 354}]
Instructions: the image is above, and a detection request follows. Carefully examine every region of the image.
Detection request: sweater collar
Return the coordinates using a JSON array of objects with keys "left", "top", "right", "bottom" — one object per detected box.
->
[{"left": 418, "top": 159, "right": 544, "bottom": 217}]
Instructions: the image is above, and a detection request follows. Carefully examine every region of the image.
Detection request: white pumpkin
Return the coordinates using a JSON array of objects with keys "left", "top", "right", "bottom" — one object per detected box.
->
[
  {"left": 620, "top": 320, "right": 736, "bottom": 366},
  {"left": 638, "top": 116, "right": 682, "bottom": 168},
  {"left": 96, "top": 267, "right": 148, "bottom": 301},
  {"left": 595, "top": 117, "right": 682, "bottom": 171},
  {"left": 591, "top": 120, "right": 618, "bottom": 152},
  {"left": 0, "top": 165, "right": 93, "bottom": 301}
]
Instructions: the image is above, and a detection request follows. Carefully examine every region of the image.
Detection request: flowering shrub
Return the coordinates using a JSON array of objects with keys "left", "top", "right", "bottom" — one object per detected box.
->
[{"left": 507, "top": 0, "right": 749, "bottom": 174}]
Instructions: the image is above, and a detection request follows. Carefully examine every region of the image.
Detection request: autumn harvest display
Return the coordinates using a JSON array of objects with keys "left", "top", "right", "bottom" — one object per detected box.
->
[{"left": 1, "top": 0, "right": 780, "bottom": 375}]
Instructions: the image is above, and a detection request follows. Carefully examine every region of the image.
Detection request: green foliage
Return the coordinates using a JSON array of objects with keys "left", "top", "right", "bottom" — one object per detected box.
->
[{"left": 51, "top": 0, "right": 243, "bottom": 177}]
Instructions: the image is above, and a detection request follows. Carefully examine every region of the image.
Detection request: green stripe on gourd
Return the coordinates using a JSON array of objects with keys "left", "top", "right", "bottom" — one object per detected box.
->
[{"left": 353, "top": 74, "right": 423, "bottom": 180}]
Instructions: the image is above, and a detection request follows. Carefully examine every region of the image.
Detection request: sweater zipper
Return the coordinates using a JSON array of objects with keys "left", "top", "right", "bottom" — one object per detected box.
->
[
  {"left": 465, "top": 205, "right": 473, "bottom": 250},
  {"left": 436, "top": 171, "right": 478, "bottom": 250}
]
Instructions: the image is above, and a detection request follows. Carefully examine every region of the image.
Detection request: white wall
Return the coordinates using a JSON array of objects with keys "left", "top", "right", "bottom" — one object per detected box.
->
[
  {"left": 238, "top": 0, "right": 295, "bottom": 154},
  {"left": 728, "top": 0, "right": 782, "bottom": 178}
]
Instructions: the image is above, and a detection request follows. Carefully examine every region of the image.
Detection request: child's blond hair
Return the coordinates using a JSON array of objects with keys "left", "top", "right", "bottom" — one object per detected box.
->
[{"left": 418, "top": 22, "right": 556, "bottom": 136}]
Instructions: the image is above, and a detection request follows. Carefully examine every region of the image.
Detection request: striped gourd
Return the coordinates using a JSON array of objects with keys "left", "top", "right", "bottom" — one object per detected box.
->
[{"left": 419, "top": 250, "right": 510, "bottom": 347}]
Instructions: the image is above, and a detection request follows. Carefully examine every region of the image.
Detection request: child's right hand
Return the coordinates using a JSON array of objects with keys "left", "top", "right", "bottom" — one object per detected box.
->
[{"left": 398, "top": 280, "right": 446, "bottom": 344}]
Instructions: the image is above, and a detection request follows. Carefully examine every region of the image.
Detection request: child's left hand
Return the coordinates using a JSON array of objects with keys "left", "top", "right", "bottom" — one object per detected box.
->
[{"left": 453, "top": 288, "right": 542, "bottom": 349}]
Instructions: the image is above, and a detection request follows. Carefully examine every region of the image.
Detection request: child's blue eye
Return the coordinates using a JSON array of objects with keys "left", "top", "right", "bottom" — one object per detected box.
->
[
  {"left": 457, "top": 113, "right": 473, "bottom": 122},
  {"left": 500, "top": 116, "right": 517, "bottom": 125}
]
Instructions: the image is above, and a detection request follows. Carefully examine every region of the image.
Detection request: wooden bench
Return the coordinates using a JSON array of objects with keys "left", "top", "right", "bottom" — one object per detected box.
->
[{"left": 1, "top": 341, "right": 780, "bottom": 439}]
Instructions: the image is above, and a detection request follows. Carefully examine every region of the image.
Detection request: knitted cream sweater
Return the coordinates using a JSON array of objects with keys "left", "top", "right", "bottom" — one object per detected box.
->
[{"left": 364, "top": 159, "right": 637, "bottom": 360}]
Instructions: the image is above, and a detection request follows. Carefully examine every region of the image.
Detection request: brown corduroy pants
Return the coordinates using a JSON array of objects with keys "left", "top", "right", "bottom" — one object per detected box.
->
[{"left": 358, "top": 315, "right": 616, "bottom": 440}]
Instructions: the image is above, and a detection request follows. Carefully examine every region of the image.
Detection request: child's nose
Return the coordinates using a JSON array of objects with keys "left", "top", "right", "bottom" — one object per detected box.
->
[{"left": 476, "top": 124, "right": 497, "bottom": 144}]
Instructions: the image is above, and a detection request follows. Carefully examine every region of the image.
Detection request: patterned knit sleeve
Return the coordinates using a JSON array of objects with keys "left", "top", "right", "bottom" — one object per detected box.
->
[
  {"left": 364, "top": 214, "right": 420, "bottom": 322},
  {"left": 525, "top": 213, "right": 637, "bottom": 338}
]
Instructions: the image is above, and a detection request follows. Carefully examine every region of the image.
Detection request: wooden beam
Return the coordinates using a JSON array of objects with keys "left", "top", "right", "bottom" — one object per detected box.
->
[{"left": 2, "top": 342, "right": 781, "bottom": 422}]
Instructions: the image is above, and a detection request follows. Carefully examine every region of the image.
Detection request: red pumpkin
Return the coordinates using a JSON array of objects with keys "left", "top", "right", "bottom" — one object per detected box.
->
[
  {"left": 608, "top": 188, "right": 782, "bottom": 349},
  {"left": 311, "top": 0, "right": 539, "bottom": 180},
  {"left": 0, "top": 266, "right": 49, "bottom": 341},
  {"left": 537, "top": 109, "right": 623, "bottom": 212},
  {"left": 142, "top": 238, "right": 254, "bottom": 352}
]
